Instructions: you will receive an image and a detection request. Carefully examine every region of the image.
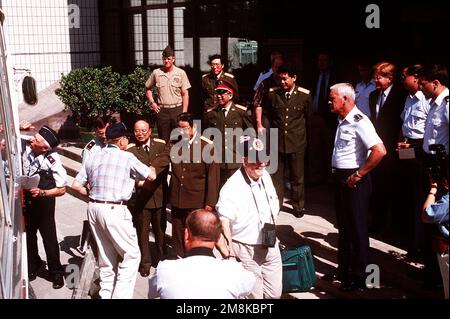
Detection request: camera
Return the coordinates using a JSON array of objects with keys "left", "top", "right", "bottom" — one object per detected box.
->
[
  {"left": 261, "top": 223, "right": 277, "bottom": 248},
  {"left": 427, "top": 144, "right": 448, "bottom": 182}
]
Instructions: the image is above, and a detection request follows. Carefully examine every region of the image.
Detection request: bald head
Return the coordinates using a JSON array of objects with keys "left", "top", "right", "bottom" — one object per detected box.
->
[
  {"left": 186, "top": 209, "right": 222, "bottom": 243},
  {"left": 133, "top": 120, "right": 151, "bottom": 143}
]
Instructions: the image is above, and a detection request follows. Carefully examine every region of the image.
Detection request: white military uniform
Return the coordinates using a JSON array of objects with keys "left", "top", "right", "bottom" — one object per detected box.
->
[
  {"left": 81, "top": 136, "right": 105, "bottom": 165},
  {"left": 22, "top": 144, "right": 67, "bottom": 188},
  {"left": 355, "top": 79, "right": 376, "bottom": 117},
  {"left": 148, "top": 252, "right": 256, "bottom": 299},
  {"left": 332, "top": 106, "right": 382, "bottom": 168},
  {"left": 401, "top": 90, "right": 430, "bottom": 139},
  {"left": 423, "top": 88, "right": 449, "bottom": 154},
  {"left": 216, "top": 168, "right": 282, "bottom": 299}
]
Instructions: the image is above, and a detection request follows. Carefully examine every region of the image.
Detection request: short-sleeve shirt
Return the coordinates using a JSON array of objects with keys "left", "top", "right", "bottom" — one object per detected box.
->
[
  {"left": 423, "top": 88, "right": 449, "bottom": 154},
  {"left": 22, "top": 144, "right": 67, "bottom": 188},
  {"left": 332, "top": 106, "right": 383, "bottom": 169},
  {"left": 145, "top": 66, "right": 191, "bottom": 106},
  {"left": 216, "top": 168, "right": 279, "bottom": 245},
  {"left": 400, "top": 90, "right": 430, "bottom": 139},
  {"left": 75, "top": 144, "right": 150, "bottom": 201},
  {"left": 81, "top": 137, "right": 105, "bottom": 166}
]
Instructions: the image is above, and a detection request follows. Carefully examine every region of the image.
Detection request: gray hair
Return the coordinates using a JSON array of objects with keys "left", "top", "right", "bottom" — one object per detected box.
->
[{"left": 330, "top": 83, "right": 355, "bottom": 102}]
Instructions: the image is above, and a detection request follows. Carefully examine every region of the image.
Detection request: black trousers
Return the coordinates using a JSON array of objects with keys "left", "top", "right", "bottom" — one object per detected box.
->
[
  {"left": 131, "top": 207, "right": 167, "bottom": 270},
  {"left": 273, "top": 149, "right": 305, "bottom": 211},
  {"left": 157, "top": 106, "right": 183, "bottom": 142},
  {"left": 333, "top": 168, "right": 371, "bottom": 282},
  {"left": 24, "top": 196, "right": 63, "bottom": 275},
  {"left": 171, "top": 207, "right": 195, "bottom": 258}
]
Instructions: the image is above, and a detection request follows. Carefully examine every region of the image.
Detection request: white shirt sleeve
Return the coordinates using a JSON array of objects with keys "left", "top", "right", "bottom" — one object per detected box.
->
[{"left": 356, "top": 119, "right": 383, "bottom": 150}]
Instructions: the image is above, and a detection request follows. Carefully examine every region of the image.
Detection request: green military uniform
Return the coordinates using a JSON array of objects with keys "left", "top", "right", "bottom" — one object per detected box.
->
[
  {"left": 126, "top": 137, "right": 170, "bottom": 271},
  {"left": 201, "top": 71, "right": 239, "bottom": 113},
  {"left": 169, "top": 134, "right": 220, "bottom": 257},
  {"left": 264, "top": 85, "right": 312, "bottom": 212},
  {"left": 204, "top": 102, "right": 254, "bottom": 187}
]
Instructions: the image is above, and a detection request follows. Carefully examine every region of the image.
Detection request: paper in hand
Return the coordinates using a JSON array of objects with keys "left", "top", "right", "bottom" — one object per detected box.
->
[{"left": 18, "top": 175, "right": 40, "bottom": 189}]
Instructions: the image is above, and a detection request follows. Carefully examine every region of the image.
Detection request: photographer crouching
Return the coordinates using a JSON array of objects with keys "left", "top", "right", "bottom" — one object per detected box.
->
[{"left": 422, "top": 146, "right": 449, "bottom": 299}]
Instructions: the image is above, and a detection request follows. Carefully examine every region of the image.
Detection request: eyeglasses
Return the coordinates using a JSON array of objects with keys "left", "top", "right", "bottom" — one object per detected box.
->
[
  {"left": 134, "top": 129, "right": 149, "bottom": 134},
  {"left": 210, "top": 63, "right": 222, "bottom": 67}
]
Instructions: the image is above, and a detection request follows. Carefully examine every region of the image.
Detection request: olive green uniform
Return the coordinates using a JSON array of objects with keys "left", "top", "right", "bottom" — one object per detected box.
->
[
  {"left": 264, "top": 85, "right": 311, "bottom": 211},
  {"left": 201, "top": 71, "right": 239, "bottom": 113}
]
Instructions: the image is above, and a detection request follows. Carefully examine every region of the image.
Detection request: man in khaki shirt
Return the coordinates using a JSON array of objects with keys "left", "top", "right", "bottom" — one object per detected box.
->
[{"left": 145, "top": 46, "right": 191, "bottom": 141}]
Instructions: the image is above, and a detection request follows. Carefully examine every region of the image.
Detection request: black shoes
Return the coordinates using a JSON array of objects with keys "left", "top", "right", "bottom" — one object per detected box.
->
[
  {"left": 52, "top": 273, "right": 65, "bottom": 289},
  {"left": 293, "top": 208, "right": 306, "bottom": 218},
  {"left": 321, "top": 272, "right": 343, "bottom": 282},
  {"left": 339, "top": 280, "right": 367, "bottom": 292},
  {"left": 139, "top": 266, "right": 151, "bottom": 277},
  {"left": 28, "top": 261, "right": 46, "bottom": 282}
]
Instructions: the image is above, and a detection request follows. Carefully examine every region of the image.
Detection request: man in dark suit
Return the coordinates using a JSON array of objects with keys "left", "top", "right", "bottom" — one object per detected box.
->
[
  {"left": 169, "top": 112, "right": 220, "bottom": 257},
  {"left": 263, "top": 65, "right": 312, "bottom": 217},
  {"left": 307, "top": 51, "right": 340, "bottom": 184},
  {"left": 368, "top": 61, "right": 407, "bottom": 232},
  {"left": 127, "top": 119, "right": 170, "bottom": 276},
  {"left": 204, "top": 79, "right": 254, "bottom": 187}
]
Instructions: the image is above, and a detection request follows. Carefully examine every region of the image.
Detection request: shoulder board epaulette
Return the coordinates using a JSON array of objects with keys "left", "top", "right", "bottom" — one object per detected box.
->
[
  {"left": 202, "top": 73, "right": 208, "bottom": 78},
  {"left": 297, "top": 86, "right": 310, "bottom": 95},
  {"left": 126, "top": 143, "right": 136, "bottom": 150},
  {"left": 234, "top": 104, "right": 247, "bottom": 111},
  {"left": 200, "top": 136, "right": 213, "bottom": 144},
  {"left": 354, "top": 113, "right": 364, "bottom": 122},
  {"left": 85, "top": 140, "right": 96, "bottom": 150},
  {"left": 224, "top": 72, "right": 234, "bottom": 78},
  {"left": 153, "top": 138, "right": 166, "bottom": 144},
  {"left": 269, "top": 87, "right": 280, "bottom": 92},
  {"left": 47, "top": 155, "right": 55, "bottom": 164}
]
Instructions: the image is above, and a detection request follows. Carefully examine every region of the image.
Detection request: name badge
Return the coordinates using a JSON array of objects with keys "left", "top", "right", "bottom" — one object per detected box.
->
[{"left": 398, "top": 148, "right": 415, "bottom": 159}]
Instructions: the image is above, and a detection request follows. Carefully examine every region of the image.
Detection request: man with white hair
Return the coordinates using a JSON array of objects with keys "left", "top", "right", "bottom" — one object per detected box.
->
[
  {"left": 323, "top": 83, "right": 386, "bottom": 292},
  {"left": 22, "top": 125, "right": 67, "bottom": 289}
]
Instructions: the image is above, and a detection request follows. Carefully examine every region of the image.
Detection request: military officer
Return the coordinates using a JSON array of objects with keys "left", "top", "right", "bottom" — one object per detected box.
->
[
  {"left": 201, "top": 54, "right": 239, "bottom": 113},
  {"left": 324, "top": 83, "right": 386, "bottom": 292},
  {"left": 263, "top": 65, "right": 311, "bottom": 217},
  {"left": 169, "top": 112, "right": 220, "bottom": 258},
  {"left": 22, "top": 126, "right": 67, "bottom": 289},
  {"left": 126, "top": 119, "right": 170, "bottom": 276},
  {"left": 204, "top": 79, "right": 254, "bottom": 187},
  {"left": 145, "top": 45, "right": 191, "bottom": 142},
  {"left": 81, "top": 116, "right": 111, "bottom": 165}
]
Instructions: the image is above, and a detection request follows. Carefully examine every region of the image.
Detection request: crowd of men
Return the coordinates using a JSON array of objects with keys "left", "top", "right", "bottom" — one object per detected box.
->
[{"left": 20, "top": 45, "right": 448, "bottom": 299}]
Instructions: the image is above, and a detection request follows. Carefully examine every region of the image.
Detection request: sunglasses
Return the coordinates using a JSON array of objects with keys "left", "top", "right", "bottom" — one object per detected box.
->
[{"left": 216, "top": 89, "right": 231, "bottom": 95}]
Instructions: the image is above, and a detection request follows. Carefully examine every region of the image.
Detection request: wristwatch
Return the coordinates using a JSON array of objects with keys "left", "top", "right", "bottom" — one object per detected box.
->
[{"left": 40, "top": 190, "right": 46, "bottom": 197}]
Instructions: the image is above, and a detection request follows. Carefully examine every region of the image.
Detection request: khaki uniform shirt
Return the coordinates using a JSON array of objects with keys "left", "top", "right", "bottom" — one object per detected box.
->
[{"left": 145, "top": 66, "right": 191, "bottom": 106}]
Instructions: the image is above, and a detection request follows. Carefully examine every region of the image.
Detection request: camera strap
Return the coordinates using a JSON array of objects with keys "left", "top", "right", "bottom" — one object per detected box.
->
[{"left": 240, "top": 166, "right": 275, "bottom": 226}]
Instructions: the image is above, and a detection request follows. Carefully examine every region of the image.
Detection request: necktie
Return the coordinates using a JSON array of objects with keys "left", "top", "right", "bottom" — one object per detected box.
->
[
  {"left": 285, "top": 92, "right": 291, "bottom": 101},
  {"left": 318, "top": 73, "right": 327, "bottom": 114},
  {"left": 222, "top": 108, "right": 227, "bottom": 118},
  {"left": 377, "top": 91, "right": 385, "bottom": 119},
  {"left": 143, "top": 145, "right": 150, "bottom": 153}
]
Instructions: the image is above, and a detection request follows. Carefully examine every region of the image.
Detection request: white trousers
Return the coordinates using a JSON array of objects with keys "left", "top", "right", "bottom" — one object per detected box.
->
[
  {"left": 232, "top": 241, "right": 282, "bottom": 299},
  {"left": 88, "top": 202, "right": 140, "bottom": 299},
  {"left": 437, "top": 251, "right": 449, "bottom": 299}
]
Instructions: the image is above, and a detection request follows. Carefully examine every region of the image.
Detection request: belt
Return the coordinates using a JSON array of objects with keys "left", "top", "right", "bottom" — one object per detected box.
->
[
  {"left": 331, "top": 167, "right": 357, "bottom": 174},
  {"left": 160, "top": 103, "right": 182, "bottom": 109},
  {"left": 89, "top": 199, "right": 128, "bottom": 205}
]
